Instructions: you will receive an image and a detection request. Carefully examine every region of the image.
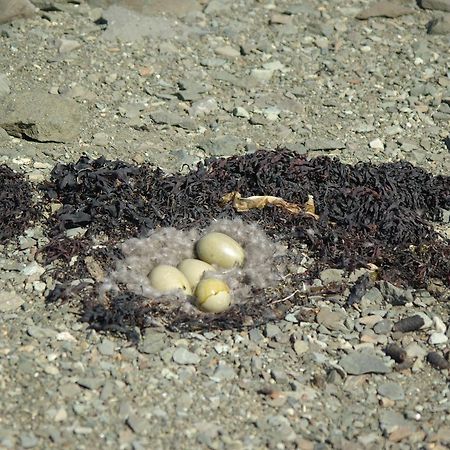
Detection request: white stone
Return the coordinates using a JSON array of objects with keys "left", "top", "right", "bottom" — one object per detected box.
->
[
  {"left": 429, "top": 332, "right": 448, "bottom": 345},
  {"left": 369, "top": 138, "right": 384, "bottom": 150}
]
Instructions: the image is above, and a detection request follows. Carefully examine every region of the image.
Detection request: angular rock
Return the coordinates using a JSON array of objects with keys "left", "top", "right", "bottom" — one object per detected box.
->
[
  {"left": 419, "top": 0, "right": 450, "bottom": 12},
  {"left": 377, "top": 382, "right": 405, "bottom": 400},
  {"left": 0, "top": 74, "right": 10, "bottom": 98},
  {"left": 0, "top": 91, "right": 83, "bottom": 143},
  {"left": 356, "top": 1, "right": 415, "bottom": 19},
  {"left": 340, "top": 351, "right": 391, "bottom": 375},
  {"left": 427, "top": 16, "right": 450, "bottom": 34},
  {"left": 0, "top": 0, "right": 37, "bottom": 24},
  {"left": 305, "top": 138, "right": 346, "bottom": 151},
  {"left": 172, "top": 347, "right": 200, "bottom": 365},
  {"left": 0, "top": 290, "right": 24, "bottom": 312}
]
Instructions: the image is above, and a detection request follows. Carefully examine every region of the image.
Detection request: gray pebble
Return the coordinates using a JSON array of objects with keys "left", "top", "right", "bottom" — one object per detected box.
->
[
  {"left": 172, "top": 347, "right": 200, "bottom": 365},
  {"left": 373, "top": 319, "right": 393, "bottom": 335},
  {"left": 98, "top": 339, "right": 115, "bottom": 356},
  {"left": 340, "top": 351, "right": 391, "bottom": 375},
  {"left": 20, "top": 433, "right": 38, "bottom": 449},
  {"left": 0, "top": 290, "right": 24, "bottom": 312},
  {"left": 305, "top": 138, "right": 346, "bottom": 151},
  {"left": 377, "top": 382, "right": 405, "bottom": 401},
  {"left": 210, "top": 362, "right": 236, "bottom": 382}
]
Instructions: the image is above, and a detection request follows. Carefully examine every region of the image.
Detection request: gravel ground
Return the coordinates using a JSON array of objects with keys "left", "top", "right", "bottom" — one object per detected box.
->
[{"left": 0, "top": 0, "right": 450, "bottom": 449}]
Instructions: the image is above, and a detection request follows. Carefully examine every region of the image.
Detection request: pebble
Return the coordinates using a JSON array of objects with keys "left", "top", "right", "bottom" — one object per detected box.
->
[
  {"left": 377, "top": 382, "right": 405, "bottom": 401},
  {"left": 210, "top": 362, "right": 237, "bottom": 382},
  {"left": 0, "top": 290, "right": 24, "bottom": 312},
  {"left": 305, "top": 139, "right": 346, "bottom": 151},
  {"left": 98, "top": 339, "right": 115, "bottom": 356},
  {"left": 429, "top": 332, "right": 448, "bottom": 345},
  {"left": 369, "top": 138, "right": 384, "bottom": 150},
  {"left": 420, "top": 0, "right": 450, "bottom": 12},
  {"left": 233, "top": 107, "right": 250, "bottom": 118},
  {"left": 250, "top": 69, "right": 274, "bottom": 83},
  {"left": 92, "top": 132, "right": 109, "bottom": 146},
  {"left": 340, "top": 351, "right": 391, "bottom": 375},
  {"left": 172, "top": 347, "right": 200, "bottom": 365},
  {"left": 0, "top": 90, "right": 82, "bottom": 143},
  {"left": 0, "top": 74, "right": 10, "bottom": 97},
  {"left": 356, "top": 1, "right": 415, "bottom": 19},
  {"left": 393, "top": 315, "right": 425, "bottom": 333}
]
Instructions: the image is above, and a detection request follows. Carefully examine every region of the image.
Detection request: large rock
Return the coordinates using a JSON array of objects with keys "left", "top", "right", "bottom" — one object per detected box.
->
[
  {"left": 101, "top": 5, "right": 193, "bottom": 42},
  {"left": 87, "top": 0, "right": 201, "bottom": 17},
  {"left": 0, "top": 0, "right": 37, "bottom": 24},
  {"left": 419, "top": 0, "right": 450, "bottom": 12},
  {"left": 0, "top": 91, "right": 83, "bottom": 143}
]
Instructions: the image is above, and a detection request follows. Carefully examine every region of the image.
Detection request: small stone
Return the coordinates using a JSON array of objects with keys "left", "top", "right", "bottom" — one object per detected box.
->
[
  {"left": 356, "top": 1, "right": 415, "bottom": 19},
  {"left": 126, "top": 415, "right": 147, "bottom": 434},
  {"left": 305, "top": 138, "right": 346, "bottom": 151},
  {"left": 189, "top": 98, "right": 218, "bottom": 117},
  {"left": 427, "top": 16, "right": 450, "bottom": 34},
  {"left": 429, "top": 332, "right": 448, "bottom": 345},
  {"left": 210, "top": 362, "right": 237, "bottom": 382},
  {"left": 320, "top": 268, "right": 344, "bottom": 284},
  {"left": 233, "top": 107, "right": 250, "bottom": 118},
  {"left": 405, "top": 342, "right": 427, "bottom": 359},
  {"left": 214, "top": 45, "right": 240, "bottom": 58},
  {"left": 0, "top": 0, "right": 37, "bottom": 24},
  {"left": 293, "top": 340, "right": 309, "bottom": 355},
  {"left": 54, "top": 407, "right": 68, "bottom": 422},
  {"left": 0, "top": 74, "right": 10, "bottom": 97},
  {"left": 317, "top": 307, "right": 346, "bottom": 332},
  {"left": 374, "top": 319, "right": 393, "bottom": 335},
  {"left": 77, "top": 378, "right": 104, "bottom": 390},
  {"left": 378, "top": 382, "right": 405, "bottom": 401},
  {"left": 0, "top": 290, "right": 24, "bottom": 312},
  {"left": 250, "top": 69, "right": 274, "bottom": 83},
  {"left": 57, "top": 38, "right": 80, "bottom": 54},
  {"left": 98, "top": 339, "right": 115, "bottom": 356},
  {"left": 420, "top": 0, "right": 450, "bottom": 12},
  {"left": 271, "top": 368, "right": 289, "bottom": 384},
  {"left": 433, "top": 316, "right": 447, "bottom": 333},
  {"left": 369, "top": 138, "right": 384, "bottom": 150},
  {"left": 340, "top": 351, "right": 391, "bottom": 375},
  {"left": 172, "top": 347, "right": 200, "bottom": 365},
  {"left": 92, "top": 132, "right": 109, "bottom": 146},
  {"left": 20, "top": 433, "right": 38, "bottom": 449}
]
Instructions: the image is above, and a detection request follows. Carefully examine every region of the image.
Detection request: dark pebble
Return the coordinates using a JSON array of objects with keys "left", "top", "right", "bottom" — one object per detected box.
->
[
  {"left": 427, "top": 352, "right": 450, "bottom": 370},
  {"left": 392, "top": 315, "right": 425, "bottom": 333},
  {"left": 384, "top": 343, "right": 407, "bottom": 363}
]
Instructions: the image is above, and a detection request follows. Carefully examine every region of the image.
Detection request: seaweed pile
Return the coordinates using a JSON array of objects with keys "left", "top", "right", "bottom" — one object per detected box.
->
[
  {"left": 0, "top": 164, "right": 40, "bottom": 243},
  {"left": 40, "top": 149, "right": 449, "bottom": 332}
]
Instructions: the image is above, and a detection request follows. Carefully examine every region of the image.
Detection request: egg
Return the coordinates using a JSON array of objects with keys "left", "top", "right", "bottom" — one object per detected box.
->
[
  {"left": 148, "top": 264, "right": 192, "bottom": 295},
  {"left": 177, "top": 258, "right": 216, "bottom": 290},
  {"left": 196, "top": 232, "right": 245, "bottom": 269},
  {"left": 195, "top": 278, "right": 232, "bottom": 313}
]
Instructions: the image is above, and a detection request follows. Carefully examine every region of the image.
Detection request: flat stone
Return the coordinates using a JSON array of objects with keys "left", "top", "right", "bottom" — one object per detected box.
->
[
  {"left": 305, "top": 138, "right": 346, "bottom": 151},
  {"left": 172, "top": 347, "right": 200, "bottom": 365},
  {"left": 0, "top": 74, "right": 10, "bottom": 97},
  {"left": 189, "top": 98, "right": 218, "bottom": 117},
  {"left": 356, "top": 1, "right": 415, "bottom": 19},
  {"left": 377, "top": 382, "right": 405, "bottom": 401},
  {"left": 316, "top": 307, "right": 346, "bottom": 332},
  {"left": 198, "top": 135, "right": 241, "bottom": 156},
  {"left": 369, "top": 138, "right": 384, "bottom": 150},
  {"left": 0, "top": 290, "right": 24, "bottom": 312},
  {"left": 427, "top": 16, "right": 450, "bottom": 34},
  {"left": 250, "top": 69, "right": 274, "bottom": 83},
  {"left": 340, "top": 351, "right": 391, "bottom": 375},
  {"left": 320, "top": 268, "right": 344, "bottom": 284},
  {"left": 215, "top": 45, "right": 240, "bottom": 58},
  {"left": 0, "top": 0, "right": 37, "bottom": 24},
  {"left": 429, "top": 332, "right": 448, "bottom": 345},
  {"left": 0, "top": 91, "right": 83, "bottom": 143},
  {"left": 420, "top": 0, "right": 450, "bottom": 12},
  {"left": 98, "top": 339, "right": 115, "bottom": 356},
  {"left": 233, "top": 107, "right": 250, "bottom": 118},
  {"left": 210, "top": 362, "right": 237, "bottom": 382},
  {"left": 77, "top": 377, "right": 104, "bottom": 390}
]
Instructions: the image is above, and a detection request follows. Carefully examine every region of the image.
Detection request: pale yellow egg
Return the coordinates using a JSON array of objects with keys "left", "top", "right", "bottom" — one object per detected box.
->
[
  {"left": 148, "top": 264, "right": 192, "bottom": 295},
  {"left": 196, "top": 232, "right": 245, "bottom": 269},
  {"left": 195, "top": 278, "right": 232, "bottom": 313},
  {"left": 177, "top": 258, "right": 216, "bottom": 290}
]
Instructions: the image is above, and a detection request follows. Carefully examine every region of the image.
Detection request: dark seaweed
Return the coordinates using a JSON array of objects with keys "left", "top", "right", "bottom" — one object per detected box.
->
[
  {"left": 0, "top": 165, "right": 40, "bottom": 243},
  {"left": 40, "top": 149, "right": 450, "bottom": 332}
]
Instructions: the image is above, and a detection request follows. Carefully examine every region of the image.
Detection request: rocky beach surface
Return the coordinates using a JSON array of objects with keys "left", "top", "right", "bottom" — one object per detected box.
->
[{"left": 0, "top": 0, "right": 449, "bottom": 449}]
